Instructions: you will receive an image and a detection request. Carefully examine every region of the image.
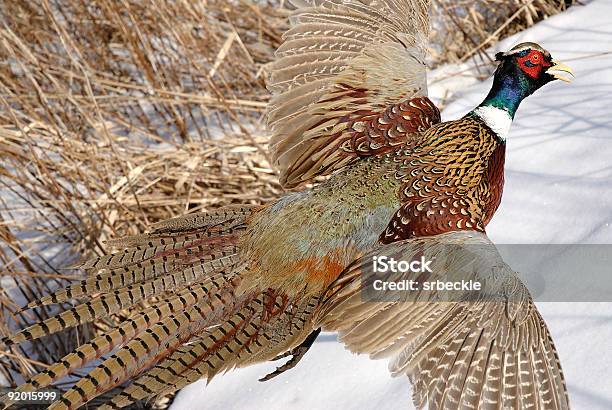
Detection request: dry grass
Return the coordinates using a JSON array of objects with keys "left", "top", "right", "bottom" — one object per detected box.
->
[
  {"left": 0, "top": 0, "right": 576, "bottom": 406},
  {"left": 430, "top": 0, "right": 575, "bottom": 64},
  {"left": 0, "top": 1, "right": 285, "bottom": 405}
]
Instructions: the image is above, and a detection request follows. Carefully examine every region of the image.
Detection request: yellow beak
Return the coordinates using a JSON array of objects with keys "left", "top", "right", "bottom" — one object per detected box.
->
[{"left": 546, "top": 60, "right": 574, "bottom": 83}]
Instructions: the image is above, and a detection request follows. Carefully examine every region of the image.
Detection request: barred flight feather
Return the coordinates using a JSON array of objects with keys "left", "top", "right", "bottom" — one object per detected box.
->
[
  {"left": 267, "top": 0, "right": 433, "bottom": 187},
  {"left": 318, "top": 231, "right": 569, "bottom": 410}
]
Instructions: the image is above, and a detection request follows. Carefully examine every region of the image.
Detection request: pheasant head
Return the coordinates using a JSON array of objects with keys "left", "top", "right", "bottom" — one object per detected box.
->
[{"left": 472, "top": 42, "right": 574, "bottom": 139}]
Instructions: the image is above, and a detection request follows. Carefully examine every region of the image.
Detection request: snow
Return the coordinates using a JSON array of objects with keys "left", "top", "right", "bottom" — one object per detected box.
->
[{"left": 172, "top": 1, "right": 612, "bottom": 409}]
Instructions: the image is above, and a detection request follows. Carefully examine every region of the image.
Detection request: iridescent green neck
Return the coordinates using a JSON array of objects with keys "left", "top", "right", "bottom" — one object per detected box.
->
[{"left": 477, "top": 65, "right": 533, "bottom": 118}]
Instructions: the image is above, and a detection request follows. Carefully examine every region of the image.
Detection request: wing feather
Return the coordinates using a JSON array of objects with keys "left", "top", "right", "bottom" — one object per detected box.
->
[
  {"left": 317, "top": 231, "right": 569, "bottom": 409},
  {"left": 267, "top": 0, "right": 436, "bottom": 187}
]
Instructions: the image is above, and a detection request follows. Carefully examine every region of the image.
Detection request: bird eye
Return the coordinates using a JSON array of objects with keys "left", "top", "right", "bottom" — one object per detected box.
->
[{"left": 532, "top": 54, "right": 540, "bottom": 61}]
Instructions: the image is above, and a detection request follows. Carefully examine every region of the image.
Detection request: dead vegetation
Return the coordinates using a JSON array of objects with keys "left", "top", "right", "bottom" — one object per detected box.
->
[
  {"left": 430, "top": 0, "right": 576, "bottom": 64},
  {"left": 0, "top": 0, "right": 576, "bottom": 406}
]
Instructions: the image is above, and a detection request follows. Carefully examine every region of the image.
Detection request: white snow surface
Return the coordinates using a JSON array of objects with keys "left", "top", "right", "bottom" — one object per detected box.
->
[{"left": 172, "top": 2, "right": 612, "bottom": 409}]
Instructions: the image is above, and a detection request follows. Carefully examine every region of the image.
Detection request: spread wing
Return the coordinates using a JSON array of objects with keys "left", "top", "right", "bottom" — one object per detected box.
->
[
  {"left": 266, "top": 0, "right": 439, "bottom": 188},
  {"left": 317, "top": 231, "right": 569, "bottom": 410}
]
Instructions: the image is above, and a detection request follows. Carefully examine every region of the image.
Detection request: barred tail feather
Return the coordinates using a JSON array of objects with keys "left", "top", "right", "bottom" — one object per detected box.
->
[
  {"left": 2, "top": 205, "right": 325, "bottom": 409},
  {"left": 103, "top": 217, "right": 247, "bottom": 250},
  {"left": 5, "top": 261, "right": 238, "bottom": 346},
  {"left": 148, "top": 205, "right": 257, "bottom": 234},
  {"left": 0, "top": 205, "right": 268, "bottom": 410},
  {"left": 100, "top": 299, "right": 266, "bottom": 409},
  {"left": 6, "top": 226, "right": 246, "bottom": 344},
  {"left": 46, "top": 285, "right": 252, "bottom": 410},
  {"left": 156, "top": 295, "right": 321, "bottom": 398},
  {"left": 24, "top": 243, "right": 239, "bottom": 313},
  {"left": 69, "top": 206, "right": 254, "bottom": 271},
  {"left": 73, "top": 233, "right": 241, "bottom": 272},
  {"left": 100, "top": 294, "right": 320, "bottom": 409},
  {"left": 15, "top": 279, "right": 234, "bottom": 395}
]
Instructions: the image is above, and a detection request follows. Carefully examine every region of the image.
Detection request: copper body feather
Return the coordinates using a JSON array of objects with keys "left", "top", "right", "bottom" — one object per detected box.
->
[{"left": 381, "top": 116, "right": 506, "bottom": 242}]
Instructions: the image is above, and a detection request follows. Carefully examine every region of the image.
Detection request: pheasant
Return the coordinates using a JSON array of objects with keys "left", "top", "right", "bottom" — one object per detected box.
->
[{"left": 0, "top": 0, "right": 575, "bottom": 409}]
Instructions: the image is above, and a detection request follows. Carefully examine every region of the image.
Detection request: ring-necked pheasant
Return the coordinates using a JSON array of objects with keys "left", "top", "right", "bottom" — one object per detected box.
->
[{"left": 1, "top": 0, "right": 574, "bottom": 409}]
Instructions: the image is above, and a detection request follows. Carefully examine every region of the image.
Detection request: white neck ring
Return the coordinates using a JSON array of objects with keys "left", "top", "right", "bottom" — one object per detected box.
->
[{"left": 473, "top": 106, "right": 513, "bottom": 140}]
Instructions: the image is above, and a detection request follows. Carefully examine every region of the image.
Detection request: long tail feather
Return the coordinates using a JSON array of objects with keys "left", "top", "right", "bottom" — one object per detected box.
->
[
  {"left": 1, "top": 205, "right": 277, "bottom": 410},
  {"left": 19, "top": 245, "right": 239, "bottom": 309},
  {"left": 68, "top": 206, "right": 254, "bottom": 271},
  {"left": 4, "top": 258, "right": 240, "bottom": 346},
  {"left": 148, "top": 205, "right": 256, "bottom": 234},
  {"left": 15, "top": 280, "right": 232, "bottom": 393},
  {"left": 100, "top": 293, "right": 320, "bottom": 408},
  {"left": 1, "top": 205, "right": 325, "bottom": 409},
  {"left": 71, "top": 232, "right": 241, "bottom": 271},
  {"left": 46, "top": 283, "right": 251, "bottom": 410},
  {"left": 99, "top": 298, "right": 266, "bottom": 409}
]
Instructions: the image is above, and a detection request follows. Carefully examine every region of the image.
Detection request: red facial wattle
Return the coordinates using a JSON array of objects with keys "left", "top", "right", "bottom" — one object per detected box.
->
[{"left": 516, "top": 50, "right": 552, "bottom": 79}]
